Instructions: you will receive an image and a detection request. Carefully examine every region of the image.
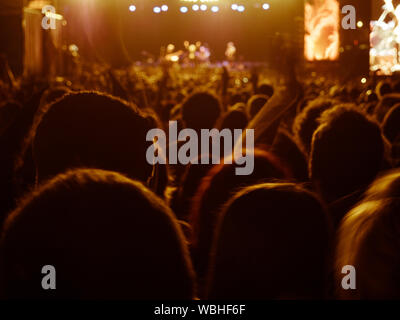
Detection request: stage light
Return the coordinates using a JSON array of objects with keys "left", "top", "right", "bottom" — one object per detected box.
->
[
  {"left": 357, "top": 21, "right": 363, "bottom": 28},
  {"left": 180, "top": 6, "right": 188, "bottom": 13},
  {"left": 161, "top": 5, "right": 168, "bottom": 12},
  {"left": 211, "top": 6, "right": 219, "bottom": 13},
  {"left": 237, "top": 5, "right": 245, "bottom": 12},
  {"left": 200, "top": 4, "right": 207, "bottom": 11},
  {"left": 192, "top": 4, "right": 199, "bottom": 11},
  {"left": 361, "top": 77, "right": 367, "bottom": 84},
  {"left": 154, "top": 6, "right": 161, "bottom": 13},
  {"left": 167, "top": 44, "right": 175, "bottom": 52},
  {"left": 129, "top": 5, "right": 136, "bottom": 12},
  {"left": 262, "top": 3, "right": 270, "bottom": 10},
  {"left": 231, "top": 4, "right": 238, "bottom": 11}
]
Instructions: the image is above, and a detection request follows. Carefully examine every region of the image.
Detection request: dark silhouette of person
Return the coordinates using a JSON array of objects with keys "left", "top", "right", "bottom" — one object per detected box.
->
[
  {"left": 336, "top": 169, "right": 400, "bottom": 299},
  {"left": 208, "top": 183, "right": 332, "bottom": 299},
  {"left": 246, "top": 94, "right": 269, "bottom": 120},
  {"left": 181, "top": 92, "right": 222, "bottom": 132},
  {"left": 189, "top": 149, "right": 291, "bottom": 295},
  {"left": 293, "top": 97, "right": 336, "bottom": 155},
  {"left": 1, "top": 169, "right": 195, "bottom": 299},
  {"left": 19, "top": 91, "right": 162, "bottom": 192},
  {"left": 310, "top": 104, "right": 385, "bottom": 227}
]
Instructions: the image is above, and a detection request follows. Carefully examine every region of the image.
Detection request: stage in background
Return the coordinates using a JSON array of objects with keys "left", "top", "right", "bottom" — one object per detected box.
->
[
  {"left": 60, "top": 0, "right": 303, "bottom": 64},
  {"left": 18, "top": 0, "right": 376, "bottom": 79}
]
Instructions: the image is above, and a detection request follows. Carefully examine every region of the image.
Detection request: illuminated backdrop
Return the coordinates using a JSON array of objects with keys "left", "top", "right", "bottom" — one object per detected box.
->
[
  {"left": 370, "top": 0, "right": 400, "bottom": 75},
  {"left": 304, "top": 0, "right": 340, "bottom": 61}
]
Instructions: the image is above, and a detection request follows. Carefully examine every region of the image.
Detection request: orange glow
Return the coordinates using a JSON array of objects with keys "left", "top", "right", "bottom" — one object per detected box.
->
[{"left": 305, "top": 0, "right": 340, "bottom": 61}]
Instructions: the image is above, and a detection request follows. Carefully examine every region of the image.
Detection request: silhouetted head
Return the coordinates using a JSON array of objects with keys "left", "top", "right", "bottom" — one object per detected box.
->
[
  {"left": 218, "top": 109, "right": 248, "bottom": 131},
  {"left": 293, "top": 97, "right": 335, "bottom": 154},
  {"left": 310, "top": 104, "right": 384, "bottom": 203},
  {"left": 246, "top": 94, "right": 269, "bottom": 119},
  {"left": 1, "top": 169, "right": 195, "bottom": 299},
  {"left": 336, "top": 169, "right": 400, "bottom": 299},
  {"left": 190, "top": 149, "right": 291, "bottom": 286},
  {"left": 181, "top": 92, "right": 222, "bottom": 131},
  {"left": 256, "top": 83, "right": 274, "bottom": 97},
  {"left": 28, "top": 91, "right": 157, "bottom": 184},
  {"left": 208, "top": 183, "right": 331, "bottom": 299}
]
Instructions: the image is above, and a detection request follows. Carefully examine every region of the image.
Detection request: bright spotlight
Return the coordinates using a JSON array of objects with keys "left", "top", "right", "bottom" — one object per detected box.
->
[
  {"left": 262, "top": 3, "right": 270, "bottom": 10},
  {"left": 361, "top": 77, "right": 367, "bottom": 84},
  {"left": 192, "top": 4, "right": 199, "bottom": 11},
  {"left": 161, "top": 5, "right": 168, "bottom": 12},
  {"left": 129, "top": 5, "right": 136, "bottom": 12},
  {"left": 180, "top": 6, "right": 188, "bottom": 13},
  {"left": 200, "top": 4, "right": 207, "bottom": 11},
  {"left": 231, "top": 4, "right": 238, "bottom": 11},
  {"left": 211, "top": 6, "right": 219, "bottom": 13},
  {"left": 357, "top": 21, "right": 363, "bottom": 28},
  {"left": 154, "top": 6, "right": 161, "bottom": 13},
  {"left": 237, "top": 5, "right": 245, "bottom": 12}
]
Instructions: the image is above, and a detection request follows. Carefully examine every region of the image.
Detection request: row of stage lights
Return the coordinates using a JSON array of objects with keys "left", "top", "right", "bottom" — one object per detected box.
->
[{"left": 128, "top": 3, "right": 270, "bottom": 13}]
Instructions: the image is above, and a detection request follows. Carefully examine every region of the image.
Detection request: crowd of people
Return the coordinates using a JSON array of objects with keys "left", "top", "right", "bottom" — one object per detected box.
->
[{"left": 0, "top": 54, "right": 400, "bottom": 299}]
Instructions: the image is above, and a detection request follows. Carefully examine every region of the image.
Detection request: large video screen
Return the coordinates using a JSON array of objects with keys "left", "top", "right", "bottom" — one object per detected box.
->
[
  {"left": 304, "top": 0, "right": 340, "bottom": 61},
  {"left": 371, "top": 0, "right": 400, "bottom": 75}
]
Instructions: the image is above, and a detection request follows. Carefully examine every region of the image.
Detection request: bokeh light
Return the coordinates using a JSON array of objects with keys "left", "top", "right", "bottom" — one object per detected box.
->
[{"left": 263, "top": 3, "right": 270, "bottom": 10}]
